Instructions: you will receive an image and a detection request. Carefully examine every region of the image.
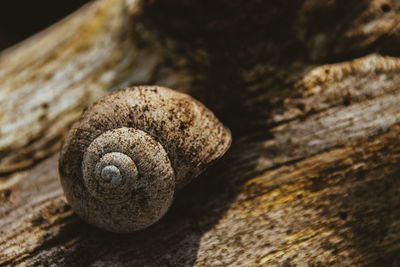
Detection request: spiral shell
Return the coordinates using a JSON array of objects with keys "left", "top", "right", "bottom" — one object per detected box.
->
[{"left": 59, "top": 86, "right": 231, "bottom": 232}]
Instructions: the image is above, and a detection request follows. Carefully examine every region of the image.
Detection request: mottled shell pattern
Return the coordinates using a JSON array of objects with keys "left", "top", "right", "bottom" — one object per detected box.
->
[{"left": 59, "top": 86, "right": 231, "bottom": 232}]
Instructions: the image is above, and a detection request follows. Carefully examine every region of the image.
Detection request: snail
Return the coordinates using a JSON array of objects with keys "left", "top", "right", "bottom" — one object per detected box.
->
[{"left": 58, "top": 86, "right": 232, "bottom": 232}]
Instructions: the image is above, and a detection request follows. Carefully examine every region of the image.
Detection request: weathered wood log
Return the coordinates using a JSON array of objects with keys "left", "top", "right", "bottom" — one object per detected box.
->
[{"left": 1, "top": 0, "right": 400, "bottom": 265}]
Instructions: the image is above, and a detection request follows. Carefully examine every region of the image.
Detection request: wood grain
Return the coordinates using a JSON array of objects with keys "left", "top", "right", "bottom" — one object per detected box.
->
[{"left": 1, "top": 0, "right": 400, "bottom": 266}]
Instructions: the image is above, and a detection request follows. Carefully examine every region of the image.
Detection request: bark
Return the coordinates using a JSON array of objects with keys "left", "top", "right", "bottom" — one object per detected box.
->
[{"left": 1, "top": 0, "right": 400, "bottom": 266}]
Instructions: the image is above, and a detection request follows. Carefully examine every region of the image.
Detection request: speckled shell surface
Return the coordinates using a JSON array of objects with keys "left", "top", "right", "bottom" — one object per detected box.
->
[{"left": 59, "top": 86, "right": 232, "bottom": 232}]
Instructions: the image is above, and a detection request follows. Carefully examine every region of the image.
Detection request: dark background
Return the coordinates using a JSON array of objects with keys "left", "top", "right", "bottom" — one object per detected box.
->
[{"left": 0, "top": 0, "right": 90, "bottom": 51}]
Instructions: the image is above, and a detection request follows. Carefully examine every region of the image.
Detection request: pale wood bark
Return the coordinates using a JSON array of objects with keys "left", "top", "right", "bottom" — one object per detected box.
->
[{"left": 1, "top": 0, "right": 400, "bottom": 266}]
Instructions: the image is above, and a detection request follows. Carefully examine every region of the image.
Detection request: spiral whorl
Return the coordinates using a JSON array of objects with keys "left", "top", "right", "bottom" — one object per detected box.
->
[
  {"left": 82, "top": 127, "right": 175, "bottom": 204},
  {"left": 83, "top": 146, "right": 139, "bottom": 204},
  {"left": 62, "top": 127, "right": 175, "bottom": 232}
]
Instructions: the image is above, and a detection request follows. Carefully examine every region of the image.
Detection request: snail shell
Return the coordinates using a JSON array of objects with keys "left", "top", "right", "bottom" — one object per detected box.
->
[{"left": 59, "top": 86, "right": 231, "bottom": 232}]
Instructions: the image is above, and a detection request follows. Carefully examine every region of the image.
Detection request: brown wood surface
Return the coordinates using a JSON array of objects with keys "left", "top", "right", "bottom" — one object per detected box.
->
[{"left": 1, "top": 0, "right": 400, "bottom": 266}]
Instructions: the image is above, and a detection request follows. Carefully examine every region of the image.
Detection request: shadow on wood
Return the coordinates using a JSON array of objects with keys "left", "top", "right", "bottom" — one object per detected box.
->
[{"left": 2, "top": 0, "right": 400, "bottom": 265}]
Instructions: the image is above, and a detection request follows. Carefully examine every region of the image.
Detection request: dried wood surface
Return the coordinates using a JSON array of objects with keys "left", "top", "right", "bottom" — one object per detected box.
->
[{"left": 1, "top": 0, "right": 400, "bottom": 266}]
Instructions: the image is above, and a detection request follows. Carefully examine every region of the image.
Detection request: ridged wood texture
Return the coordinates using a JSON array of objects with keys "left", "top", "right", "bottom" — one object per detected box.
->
[{"left": 1, "top": 0, "right": 400, "bottom": 265}]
